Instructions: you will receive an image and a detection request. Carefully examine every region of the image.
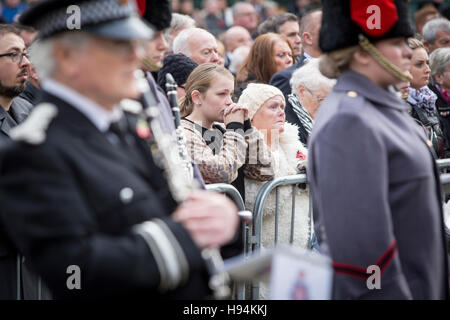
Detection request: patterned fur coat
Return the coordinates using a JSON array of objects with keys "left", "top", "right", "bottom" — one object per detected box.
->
[
  {"left": 181, "top": 119, "right": 274, "bottom": 184},
  {"left": 244, "top": 122, "right": 311, "bottom": 249}
]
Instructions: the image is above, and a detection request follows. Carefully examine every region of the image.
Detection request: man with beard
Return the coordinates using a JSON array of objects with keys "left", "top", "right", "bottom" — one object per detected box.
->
[
  {"left": 0, "top": 24, "right": 31, "bottom": 142},
  {"left": 0, "top": 23, "right": 42, "bottom": 300},
  {"left": 15, "top": 24, "right": 41, "bottom": 106}
]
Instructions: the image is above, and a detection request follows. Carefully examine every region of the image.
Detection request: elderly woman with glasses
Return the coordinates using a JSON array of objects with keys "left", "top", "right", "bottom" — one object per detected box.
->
[
  {"left": 428, "top": 47, "right": 450, "bottom": 157},
  {"left": 287, "top": 59, "right": 336, "bottom": 146}
]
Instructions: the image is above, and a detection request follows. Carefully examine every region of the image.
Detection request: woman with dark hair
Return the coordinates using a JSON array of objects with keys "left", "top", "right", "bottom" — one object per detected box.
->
[{"left": 235, "top": 32, "right": 293, "bottom": 98}]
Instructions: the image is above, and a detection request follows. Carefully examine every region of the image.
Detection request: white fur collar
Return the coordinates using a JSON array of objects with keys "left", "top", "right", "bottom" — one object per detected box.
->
[{"left": 273, "top": 122, "right": 308, "bottom": 176}]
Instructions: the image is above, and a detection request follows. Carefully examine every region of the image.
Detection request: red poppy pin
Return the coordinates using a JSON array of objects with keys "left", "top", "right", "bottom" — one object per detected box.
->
[
  {"left": 296, "top": 151, "right": 306, "bottom": 160},
  {"left": 136, "top": 118, "right": 151, "bottom": 140}
]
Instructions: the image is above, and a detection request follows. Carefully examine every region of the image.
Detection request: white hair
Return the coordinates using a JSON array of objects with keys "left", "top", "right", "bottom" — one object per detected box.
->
[
  {"left": 172, "top": 27, "right": 213, "bottom": 57},
  {"left": 423, "top": 18, "right": 450, "bottom": 43},
  {"left": 290, "top": 58, "right": 336, "bottom": 96},
  {"left": 30, "top": 32, "right": 90, "bottom": 80},
  {"left": 169, "top": 13, "right": 195, "bottom": 33},
  {"left": 430, "top": 47, "right": 450, "bottom": 83},
  {"left": 229, "top": 45, "right": 250, "bottom": 74},
  {"left": 232, "top": 2, "right": 252, "bottom": 16}
]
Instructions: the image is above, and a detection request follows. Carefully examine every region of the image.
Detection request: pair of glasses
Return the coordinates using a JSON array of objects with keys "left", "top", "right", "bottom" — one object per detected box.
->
[
  {"left": 306, "top": 88, "right": 325, "bottom": 103},
  {"left": 0, "top": 52, "right": 29, "bottom": 65}
]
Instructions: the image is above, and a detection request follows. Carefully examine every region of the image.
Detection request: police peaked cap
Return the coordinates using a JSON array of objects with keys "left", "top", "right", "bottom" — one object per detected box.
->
[
  {"left": 319, "top": 0, "right": 414, "bottom": 53},
  {"left": 136, "top": 0, "right": 172, "bottom": 31},
  {"left": 19, "top": 0, "right": 154, "bottom": 40}
]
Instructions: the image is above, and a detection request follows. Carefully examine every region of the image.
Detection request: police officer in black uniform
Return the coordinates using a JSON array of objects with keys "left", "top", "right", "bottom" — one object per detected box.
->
[{"left": 0, "top": 0, "right": 239, "bottom": 299}]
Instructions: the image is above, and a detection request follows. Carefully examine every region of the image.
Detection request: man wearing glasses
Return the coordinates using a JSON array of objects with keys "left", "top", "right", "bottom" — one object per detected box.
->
[{"left": 0, "top": 24, "right": 31, "bottom": 142}]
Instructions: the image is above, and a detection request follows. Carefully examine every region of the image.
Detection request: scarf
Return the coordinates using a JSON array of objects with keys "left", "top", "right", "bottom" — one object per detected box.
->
[
  {"left": 407, "top": 86, "right": 437, "bottom": 116},
  {"left": 288, "top": 93, "right": 313, "bottom": 141},
  {"left": 435, "top": 84, "right": 450, "bottom": 103}
]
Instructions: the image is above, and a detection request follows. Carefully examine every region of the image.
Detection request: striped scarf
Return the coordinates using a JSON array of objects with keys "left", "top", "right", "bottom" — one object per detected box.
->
[{"left": 288, "top": 93, "right": 314, "bottom": 137}]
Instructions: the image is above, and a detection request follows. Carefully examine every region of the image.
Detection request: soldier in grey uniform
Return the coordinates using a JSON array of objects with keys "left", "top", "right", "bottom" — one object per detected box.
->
[{"left": 308, "top": 0, "right": 449, "bottom": 299}]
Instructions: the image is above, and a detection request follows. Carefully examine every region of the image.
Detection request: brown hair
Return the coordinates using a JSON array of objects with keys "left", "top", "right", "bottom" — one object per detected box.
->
[
  {"left": 236, "top": 33, "right": 293, "bottom": 84},
  {"left": 414, "top": 4, "right": 439, "bottom": 33},
  {"left": 179, "top": 63, "right": 234, "bottom": 117},
  {"left": 0, "top": 24, "right": 20, "bottom": 38}
]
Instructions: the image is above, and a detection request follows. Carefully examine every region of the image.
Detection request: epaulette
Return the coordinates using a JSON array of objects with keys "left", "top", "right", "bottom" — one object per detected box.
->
[
  {"left": 120, "top": 99, "right": 143, "bottom": 114},
  {"left": 10, "top": 103, "right": 58, "bottom": 145}
]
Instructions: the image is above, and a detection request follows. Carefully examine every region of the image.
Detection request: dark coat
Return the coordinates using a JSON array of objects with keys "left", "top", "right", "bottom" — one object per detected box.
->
[
  {"left": 428, "top": 83, "right": 450, "bottom": 158},
  {"left": 0, "top": 99, "right": 32, "bottom": 140},
  {"left": 308, "top": 71, "right": 449, "bottom": 299},
  {"left": 0, "top": 91, "right": 212, "bottom": 299},
  {"left": 0, "top": 98, "right": 50, "bottom": 300},
  {"left": 406, "top": 95, "right": 446, "bottom": 159},
  {"left": 19, "top": 82, "right": 41, "bottom": 106},
  {"left": 269, "top": 53, "right": 307, "bottom": 99}
]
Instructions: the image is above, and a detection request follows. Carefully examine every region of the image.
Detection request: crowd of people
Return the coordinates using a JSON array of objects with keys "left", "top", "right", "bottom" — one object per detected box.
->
[{"left": 0, "top": 0, "right": 449, "bottom": 300}]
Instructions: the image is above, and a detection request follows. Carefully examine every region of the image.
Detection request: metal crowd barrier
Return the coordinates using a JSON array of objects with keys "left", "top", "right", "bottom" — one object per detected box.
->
[
  {"left": 437, "top": 159, "right": 450, "bottom": 172},
  {"left": 205, "top": 183, "right": 248, "bottom": 300},
  {"left": 248, "top": 173, "right": 312, "bottom": 300},
  {"left": 13, "top": 165, "right": 450, "bottom": 300},
  {"left": 440, "top": 173, "right": 450, "bottom": 238}
]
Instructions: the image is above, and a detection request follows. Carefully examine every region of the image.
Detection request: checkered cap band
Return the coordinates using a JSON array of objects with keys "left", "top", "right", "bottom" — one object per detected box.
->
[{"left": 35, "top": 0, "right": 137, "bottom": 38}]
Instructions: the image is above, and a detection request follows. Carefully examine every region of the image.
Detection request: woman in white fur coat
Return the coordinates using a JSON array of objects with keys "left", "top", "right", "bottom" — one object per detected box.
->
[{"left": 239, "top": 83, "right": 312, "bottom": 250}]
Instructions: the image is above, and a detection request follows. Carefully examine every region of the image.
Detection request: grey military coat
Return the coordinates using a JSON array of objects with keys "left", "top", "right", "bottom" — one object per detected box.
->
[{"left": 308, "top": 71, "right": 449, "bottom": 299}]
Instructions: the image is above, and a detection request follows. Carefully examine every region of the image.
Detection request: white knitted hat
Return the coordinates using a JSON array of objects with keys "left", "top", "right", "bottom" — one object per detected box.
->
[{"left": 238, "top": 83, "right": 285, "bottom": 119}]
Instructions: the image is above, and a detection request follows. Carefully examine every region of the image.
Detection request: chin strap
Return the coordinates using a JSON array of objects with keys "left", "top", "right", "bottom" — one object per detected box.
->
[
  {"left": 142, "top": 57, "right": 161, "bottom": 73},
  {"left": 358, "top": 34, "right": 412, "bottom": 83}
]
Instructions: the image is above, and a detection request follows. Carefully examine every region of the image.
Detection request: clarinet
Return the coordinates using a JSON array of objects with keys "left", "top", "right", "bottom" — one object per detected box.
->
[
  {"left": 165, "top": 73, "right": 181, "bottom": 128},
  {"left": 165, "top": 73, "right": 194, "bottom": 181},
  {"left": 136, "top": 71, "right": 191, "bottom": 202},
  {"left": 164, "top": 73, "right": 233, "bottom": 299},
  {"left": 135, "top": 71, "right": 232, "bottom": 299}
]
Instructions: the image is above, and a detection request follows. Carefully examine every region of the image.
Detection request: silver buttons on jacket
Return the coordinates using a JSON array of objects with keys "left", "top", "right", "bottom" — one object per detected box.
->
[{"left": 119, "top": 187, "right": 134, "bottom": 203}]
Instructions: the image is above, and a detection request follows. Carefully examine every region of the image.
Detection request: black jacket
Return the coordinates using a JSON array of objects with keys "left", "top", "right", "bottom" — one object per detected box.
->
[
  {"left": 269, "top": 53, "right": 308, "bottom": 99},
  {"left": 0, "top": 98, "right": 48, "bottom": 300},
  {"left": 0, "top": 91, "right": 212, "bottom": 299},
  {"left": 18, "top": 82, "right": 41, "bottom": 106},
  {"left": 428, "top": 84, "right": 450, "bottom": 158},
  {"left": 0, "top": 99, "right": 32, "bottom": 140},
  {"left": 406, "top": 95, "right": 446, "bottom": 159}
]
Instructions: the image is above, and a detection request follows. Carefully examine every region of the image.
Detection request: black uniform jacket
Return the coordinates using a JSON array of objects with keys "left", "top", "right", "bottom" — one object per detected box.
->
[{"left": 0, "top": 91, "right": 211, "bottom": 299}]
